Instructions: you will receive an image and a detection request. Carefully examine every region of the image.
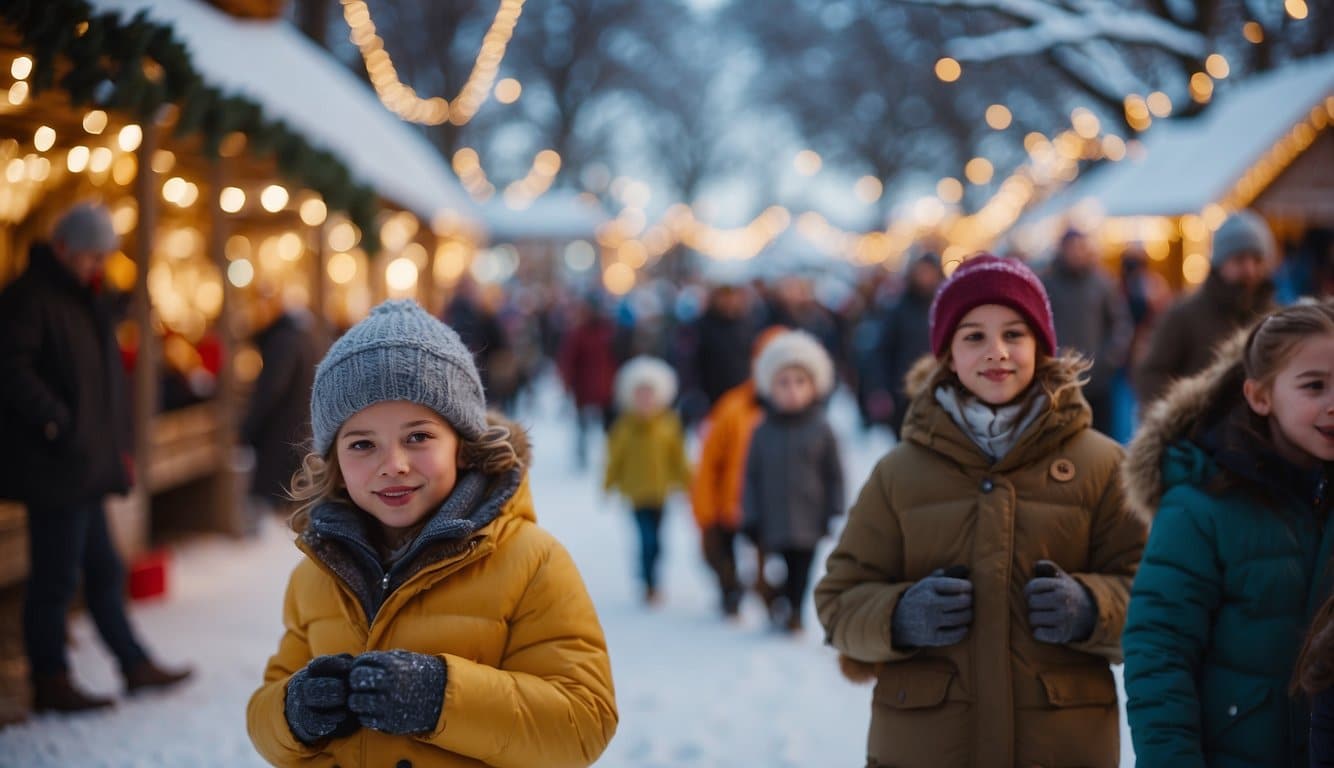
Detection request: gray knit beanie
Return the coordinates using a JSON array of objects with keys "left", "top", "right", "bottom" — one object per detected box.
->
[
  {"left": 1211, "top": 210, "right": 1276, "bottom": 267},
  {"left": 53, "top": 202, "right": 118, "bottom": 253},
  {"left": 310, "top": 299, "right": 487, "bottom": 454}
]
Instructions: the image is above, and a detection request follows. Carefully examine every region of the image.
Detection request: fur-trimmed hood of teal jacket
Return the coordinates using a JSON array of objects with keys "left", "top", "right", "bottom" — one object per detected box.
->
[{"left": 1122, "top": 331, "right": 1334, "bottom": 768}]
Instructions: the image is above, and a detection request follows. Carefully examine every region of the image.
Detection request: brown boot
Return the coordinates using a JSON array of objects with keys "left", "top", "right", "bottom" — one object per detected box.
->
[
  {"left": 32, "top": 674, "right": 115, "bottom": 713},
  {"left": 124, "top": 660, "right": 193, "bottom": 694}
]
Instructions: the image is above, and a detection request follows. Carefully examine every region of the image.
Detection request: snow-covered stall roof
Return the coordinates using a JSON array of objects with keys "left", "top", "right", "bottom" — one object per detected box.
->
[
  {"left": 88, "top": 0, "right": 479, "bottom": 224},
  {"left": 1085, "top": 54, "right": 1334, "bottom": 219},
  {"left": 481, "top": 190, "right": 608, "bottom": 242}
]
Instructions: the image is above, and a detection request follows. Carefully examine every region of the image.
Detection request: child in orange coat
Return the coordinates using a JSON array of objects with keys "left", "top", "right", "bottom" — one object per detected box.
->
[{"left": 690, "top": 326, "right": 787, "bottom": 616}]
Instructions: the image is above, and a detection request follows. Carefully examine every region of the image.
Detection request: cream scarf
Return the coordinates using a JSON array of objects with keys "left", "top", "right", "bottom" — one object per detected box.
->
[{"left": 934, "top": 385, "right": 1047, "bottom": 463}]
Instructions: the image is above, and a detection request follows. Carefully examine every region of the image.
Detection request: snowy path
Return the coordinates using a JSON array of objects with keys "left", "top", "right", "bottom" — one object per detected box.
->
[{"left": 0, "top": 380, "right": 1135, "bottom": 766}]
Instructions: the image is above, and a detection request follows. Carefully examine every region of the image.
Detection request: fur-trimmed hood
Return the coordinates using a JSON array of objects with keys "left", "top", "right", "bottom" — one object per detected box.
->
[
  {"left": 753, "top": 329, "right": 835, "bottom": 399},
  {"left": 1121, "top": 329, "right": 1249, "bottom": 521},
  {"left": 613, "top": 355, "right": 678, "bottom": 412}
]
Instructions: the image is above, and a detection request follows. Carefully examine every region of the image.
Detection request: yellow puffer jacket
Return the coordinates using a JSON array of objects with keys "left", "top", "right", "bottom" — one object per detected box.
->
[
  {"left": 246, "top": 474, "right": 618, "bottom": 767},
  {"left": 603, "top": 409, "right": 691, "bottom": 508}
]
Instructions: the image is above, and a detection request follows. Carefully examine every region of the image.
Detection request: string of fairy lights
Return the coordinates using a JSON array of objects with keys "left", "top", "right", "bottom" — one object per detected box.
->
[
  {"left": 340, "top": 0, "right": 526, "bottom": 126},
  {"left": 451, "top": 146, "right": 561, "bottom": 208},
  {"left": 5, "top": 5, "right": 1323, "bottom": 306}
]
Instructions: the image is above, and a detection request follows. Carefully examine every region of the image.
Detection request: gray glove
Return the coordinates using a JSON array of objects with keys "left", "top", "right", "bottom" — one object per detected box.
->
[
  {"left": 285, "top": 653, "right": 358, "bottom": 745},
  {"left": 348, "top": 650, "right": 446, "bottom": 735},
  {"left": 1025, "top": 560, "right": 1097, "bottom": 644},
  {"left": 891, "top": 568, "right": 974, "bottom": 649}
]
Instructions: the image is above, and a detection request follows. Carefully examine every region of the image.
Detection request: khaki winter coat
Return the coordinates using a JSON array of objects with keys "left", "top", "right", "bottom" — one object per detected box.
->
[
  {"left": 815, "top": 364, "right": 1146, "bottom": 768},
  {"left": 247, "top": 455, "right": 617, "bottom": 767}
]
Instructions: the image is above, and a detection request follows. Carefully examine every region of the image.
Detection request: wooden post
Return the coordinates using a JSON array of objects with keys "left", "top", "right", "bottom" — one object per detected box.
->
[
  {"left": 309, "top": 219, "right": 332, "bottom": 348},
  {"left": 419, "top": 232, "right": 437, "bottom": 314},
  {"left": 369, "top": 246, "right": 385, "bottom": 304},
  {"left": 128, "top": 121, "right": 161, "bottom": 554},
  {"left": 208, "top": 159, "right": 243, "bottom": 536}
]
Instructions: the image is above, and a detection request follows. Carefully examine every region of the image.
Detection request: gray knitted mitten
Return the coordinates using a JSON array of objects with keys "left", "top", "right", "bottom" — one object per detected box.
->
[
  {"left": 891, "top": 568, "right": 974, "bottom": 649},
  {"left": 1025, "top": 560, "right": 1097, "bottom": 644},
  {"left": 285, "top": 653, "right": 358, "bottom": 745},
  {"left": 348, "top": 650, "right": 446, "bottom": 735}
]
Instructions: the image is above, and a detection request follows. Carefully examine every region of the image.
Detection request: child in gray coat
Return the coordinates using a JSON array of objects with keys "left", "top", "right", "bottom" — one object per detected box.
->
[{"left": 743, "top": 329, "right": 844, "bottom": 632}]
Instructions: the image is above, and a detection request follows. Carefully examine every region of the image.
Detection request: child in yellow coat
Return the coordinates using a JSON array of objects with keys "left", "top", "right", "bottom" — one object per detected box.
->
[
  {"left": 604, "top": 355, "right": 691, "bottom": 604},
  {"left": 247, "top": 300, "right": 616, "bottom": 767}
]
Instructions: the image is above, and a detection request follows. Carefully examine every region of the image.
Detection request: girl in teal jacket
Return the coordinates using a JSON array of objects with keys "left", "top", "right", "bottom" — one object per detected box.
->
[{"left": 1122, "top": 300, "right": 1334, "bottom": 767}]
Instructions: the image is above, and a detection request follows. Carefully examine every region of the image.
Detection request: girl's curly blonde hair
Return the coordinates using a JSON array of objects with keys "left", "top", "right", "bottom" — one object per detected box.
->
[
  {"left": 920, "top": 349, "right": 1092, "bottom": 410},
  {"left": 285, "top": 413, "right": 523, "bottom": 534}
]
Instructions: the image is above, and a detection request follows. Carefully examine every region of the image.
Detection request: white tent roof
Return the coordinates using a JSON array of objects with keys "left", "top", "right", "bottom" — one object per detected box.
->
[
  {"left": 1101, "top": 54, "right": 1334, "bottom": 217},
  {"left": 89, "top": 0, "right": 479, "bottom": 223},
  {"left": 481, "top": 189, "right": 608, "bottom": 242},
  {"left": 1031, "top": 54, "right": 1334, "bottom": 224}
]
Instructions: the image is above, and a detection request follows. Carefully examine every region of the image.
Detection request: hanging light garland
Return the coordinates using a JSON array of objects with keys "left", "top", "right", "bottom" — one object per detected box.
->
[
  {"left": 341, "top": 0, "right": 526, "bottom": 126},
  {"left": 452, "top": 146, "right": 562, "bottom": 207}
]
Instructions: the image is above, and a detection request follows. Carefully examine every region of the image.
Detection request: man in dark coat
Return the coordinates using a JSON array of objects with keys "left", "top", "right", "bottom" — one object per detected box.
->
[
  {"left": 241, "top": 294, "right": 321, "bottom": 515},
  {"left": 441, "top": 276, "right": 513, "bottom": 409},
  {"left": 1135, "top": 210, "right": 1277, "bottom": 405},
  {"left": 870, "top": 253, "right": 943, "bottom": 437},
  {"left": 1041, "top": 230, "right": 1133, "bottom": 436},
  {"left": 693, "top": 284, "right": 758, "bottom": 406},
  {"left": 0, "top": 203, "right": 191, "bottom": 712}
]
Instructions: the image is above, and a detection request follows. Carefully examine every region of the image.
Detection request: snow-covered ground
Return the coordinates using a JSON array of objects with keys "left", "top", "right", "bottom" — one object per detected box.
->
[{"left": 0, "top": 377, "right": 1135, "bottom": 766}]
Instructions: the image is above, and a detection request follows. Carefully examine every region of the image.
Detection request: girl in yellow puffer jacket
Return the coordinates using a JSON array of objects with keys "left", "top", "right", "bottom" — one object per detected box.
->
[
  {"left": 604, "top": 355, "right": 691, "bottom": 605},
  {"left": 246, "top": 299, "right": 617, "bottom": 768}
]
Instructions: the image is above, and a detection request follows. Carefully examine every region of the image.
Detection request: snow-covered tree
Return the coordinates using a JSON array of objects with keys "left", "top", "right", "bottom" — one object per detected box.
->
[
  {"left": 725, "top": 0, "right": 1075, "bottom": 214},
  {"left": 891, "top": 0, "right": 1333, "bottom": 120}
]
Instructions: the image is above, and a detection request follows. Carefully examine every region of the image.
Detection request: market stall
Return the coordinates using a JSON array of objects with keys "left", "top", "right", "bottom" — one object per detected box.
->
[
  {"left": 0, "top": 0, "right": 481, "bottom": 723},
  {"left": 1010, "top": 54, "right": 1334, "bottom": 290}
]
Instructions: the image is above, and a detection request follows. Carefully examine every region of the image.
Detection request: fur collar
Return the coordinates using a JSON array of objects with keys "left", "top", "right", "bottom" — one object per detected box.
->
[{"left": 1121, "top": 329, "right": 1249, "bottom": 523}]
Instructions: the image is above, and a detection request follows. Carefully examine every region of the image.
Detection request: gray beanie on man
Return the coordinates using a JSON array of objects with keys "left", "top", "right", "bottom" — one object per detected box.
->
[
  {"left": 1211, "top": 210, "right": 1276, "bottom": 267},
  {"left": 310, "top": 299, "right": 487, "bottom": 454},
  {"left": 53, "top": 202, "right": 118, "bottom": 253}
]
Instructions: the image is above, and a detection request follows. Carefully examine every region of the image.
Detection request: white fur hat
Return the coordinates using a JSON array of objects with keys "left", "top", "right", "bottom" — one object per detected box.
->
[
  {"left": 614, "top": 355, "right": 679, "bottom": 412},
  {"left": 753, "top": 329, "right": 835, "bottom": 399}
]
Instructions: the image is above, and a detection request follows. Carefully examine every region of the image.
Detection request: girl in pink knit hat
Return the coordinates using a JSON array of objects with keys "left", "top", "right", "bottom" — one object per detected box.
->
[{"left": 814, "top": 254, "right": 1146, "bottom": 768}]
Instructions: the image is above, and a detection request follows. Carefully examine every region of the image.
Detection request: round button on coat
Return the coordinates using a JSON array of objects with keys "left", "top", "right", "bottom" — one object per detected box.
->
[{"left": 980, "top": 478, "right": 994, "bottom": 493}]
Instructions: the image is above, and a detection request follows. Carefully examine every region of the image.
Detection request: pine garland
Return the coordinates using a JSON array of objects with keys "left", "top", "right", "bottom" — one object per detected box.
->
[{"left": 1, "top": 0, "right": 382, "bottom": 251}]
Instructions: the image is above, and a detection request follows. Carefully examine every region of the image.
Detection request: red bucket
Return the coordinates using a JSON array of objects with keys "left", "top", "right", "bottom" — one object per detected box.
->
[{"left": 128, "top": 550, "right": 169, "bottom": 601}]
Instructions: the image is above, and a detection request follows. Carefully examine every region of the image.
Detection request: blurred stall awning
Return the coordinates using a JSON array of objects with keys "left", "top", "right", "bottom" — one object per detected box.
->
[
  {"left": 480, "top": 189, "right": 608, "bottom": 242},
  {"left": 89, "top": 0, "right": 481, "bottom": 227}
]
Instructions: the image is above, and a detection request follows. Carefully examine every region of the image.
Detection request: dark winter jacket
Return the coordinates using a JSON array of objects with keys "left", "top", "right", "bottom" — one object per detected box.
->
[
  {"left": 742, "top": 402, "right": 843, "bottom": 552},
  {"left": 1134, "top": 270, "right": 1276, "bottom": 405},
  {"left": 0, "top": 244, "right": 131, "bottom": 506},
  {"left": 241, "top": 311, "right": 321, "bottom": 503},
  {"left": 815, "top": 356, "right": 1143, "bottom": 768},
  {"left": 1122, "top": 333, "right": 1334, "bottom": 768},
  {"left": 1314, "top": 687, "right": 1334, "bottom": 768},
  {"left": 694, "top": 309, "right": 757, "bottom": 406},
  {"left": 1042, "top": 260, "right": 1133, "bottom": 400},
  {"left": 442, "top": 296, "right": 513, "bottom": 405},
  {"left": 874, "top": 288, "right": 934, "bottom": 434}
]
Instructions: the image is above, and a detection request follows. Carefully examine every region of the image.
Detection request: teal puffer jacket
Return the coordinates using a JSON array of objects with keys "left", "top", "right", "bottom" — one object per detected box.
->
[{"left": 1121, "top": 336, "right": 1334, "bottom": 768}]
